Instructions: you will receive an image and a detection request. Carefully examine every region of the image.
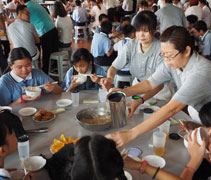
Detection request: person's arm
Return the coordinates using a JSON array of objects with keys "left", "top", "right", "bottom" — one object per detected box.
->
[
  {"left": 106, "top": 45, "right": 114, "bottom": 57},
  {"left": 9, "top": 94, "right": 40, "bottom": 106},
  {"left": 124, "top": 157, "right": 183, "bottom": 180},
  {"left": 8, "top": 37, "right": 14, "bottom": 49},
  {"left": 43, "top": 82, "right": 62, "bottom": 94},
  {"left": 0, "top": 13, "right": 6, "bottom": 33},
  {"left": 101, "top": 65, "right": 117, "bottom": 89},
  {"left": 106, "top": 99, "right": 186, "bottom": 147}
]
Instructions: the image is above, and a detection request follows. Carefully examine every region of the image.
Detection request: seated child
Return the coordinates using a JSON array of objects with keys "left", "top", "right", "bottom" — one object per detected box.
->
[
  {"left": 95, "top": 14, "right": 109, "bottom": 33},
  {"left": 192, "top": 20, "right": 211, "bottom": 60},
  {"left": 0, "top": 110, "right": 35, "bottom": 180},
  {"left": 112, "top": 17, "right": 130, "bottom": 39},
  {"left": 0, "top": 48, "right": 62, "bottom": 106},
  {"left": 62, "top": 48, "right": 107, "bottom": 91},
  {"left": 91, "top": 20, "right": 117, "bottom": 67}
]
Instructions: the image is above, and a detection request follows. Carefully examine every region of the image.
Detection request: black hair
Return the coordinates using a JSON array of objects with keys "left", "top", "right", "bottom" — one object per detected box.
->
[
  {"left": 98, "top": 13, "right": 108, "bottom": 22},
  {"left": 187, "top": 15, "right": 198, "bottom": 24},
  {"left": 199, "top": 102, "right": 211, "bottom": 127},
  {"left": 16, "top": 4, "right": 27, "bottom": 15},
  {"left": 71, "top": 135, "right": 127, "bottom": 180},
  {"left": 193, "top": 20, "right": 207, "bottom": 32},
  {"left": 152, "top": 4, "right": 158, "bottom": 12},
  {"left": 101, "top": 20, "right": 112, "bottom": 34},
  {"left": 72, "top": 48, "right": 96, "bottom": 88},
  {"left": 75, "top": 0, "right": 81, "bottom": 6},
  {"left": 133, "top": 10, "right": 157, "bottom": 33},
  {"left": 8, "top": 47, "right": 32, "bottom": 65},
  {"left": 166, "top": 0, "right": 172, "bottom": 3},
  {"left": 122, "top": 24, "right": 136, "bottom": 37},
  {"left": 140, "top": 0, "right": 149, "bottom": 8},
  {"left": 199, "top": 0, "right": 206, "bottom": 4},
  {"left": 54, "top": 1, "right": 67, "bottom": 18},
  {"left": 160, "top": 26, "right": 194, "bottom": 55},
  {"left": 121, "top": 16, "right": 130, "bottom": 24},
  {"left": 0, "top": 110, "right": 25, "bottom": 146},
  {"left": 23, "top": 0, "right": 30, "bottom": 3}
]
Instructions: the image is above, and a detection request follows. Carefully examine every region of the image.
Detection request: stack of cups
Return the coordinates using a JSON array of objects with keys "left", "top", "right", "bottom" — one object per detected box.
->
[{"left": 153, "top": 131, "right": 166, "bottom": 157}]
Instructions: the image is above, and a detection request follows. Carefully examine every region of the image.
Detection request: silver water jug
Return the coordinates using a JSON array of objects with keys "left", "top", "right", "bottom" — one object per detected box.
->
[{"left": 107, "top": 91, "right": 127, "bottom": 128}]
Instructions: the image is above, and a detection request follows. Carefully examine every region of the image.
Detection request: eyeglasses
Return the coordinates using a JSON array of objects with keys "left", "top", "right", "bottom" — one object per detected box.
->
[{"left": 159, "top": 51, "right": 181, "bottom": 60}]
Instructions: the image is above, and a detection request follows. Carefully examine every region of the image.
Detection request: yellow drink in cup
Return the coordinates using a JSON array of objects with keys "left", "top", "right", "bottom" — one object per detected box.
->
[
  {"left": 153, "top": 131, "right": 166, "bottom": 157},
  {"left": 158, "top": 120, "right": 170, "bottom": 142}
]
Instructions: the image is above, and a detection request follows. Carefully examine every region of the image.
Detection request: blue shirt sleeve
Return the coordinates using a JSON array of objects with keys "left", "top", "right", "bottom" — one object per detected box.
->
[
  {"left": 0, "top": 81, "right": 13, "bottom": 106},
  {"left": 62, "top": 68, "right": 74, "bottom": 90}
]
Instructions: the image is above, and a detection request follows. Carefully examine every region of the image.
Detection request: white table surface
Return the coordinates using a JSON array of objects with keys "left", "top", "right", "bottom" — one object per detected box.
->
[{"left": 5, "top": 91, "right": 193, "bottom": 180}]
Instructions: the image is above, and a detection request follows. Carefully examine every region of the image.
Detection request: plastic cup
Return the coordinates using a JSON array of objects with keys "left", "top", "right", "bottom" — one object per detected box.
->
[
  {"left": 98, "top": 88, "right": 108, "bottom": 103},
  {"left": 71, "top": 90, "right": 79, "bottom": 106},
  {"left": 18, "top": 135, "right": 29, "bottom": 160},
  {"left": 158, "top": 120, "right": 170, "bottom": 141},
  {"left": 153, "top": 131, "right": 166, "bottom": 157},
  {"left": 143, "top": 108, "right": 154, "bottom": 120}
]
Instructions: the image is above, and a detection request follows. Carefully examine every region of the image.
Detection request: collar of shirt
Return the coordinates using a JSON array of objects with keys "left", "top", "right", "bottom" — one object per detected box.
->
[
  {"left": 100, "top": 32, "right": 107, "bottom": 37},
  {"left": 0, "top": 169, "right": 11, "bottom": 179},
  {"left": 10, "top": 70, "right": 32, "bottom": 83},
  {"left": 201, "top": 30, "right": 210, "bottom": 41}
]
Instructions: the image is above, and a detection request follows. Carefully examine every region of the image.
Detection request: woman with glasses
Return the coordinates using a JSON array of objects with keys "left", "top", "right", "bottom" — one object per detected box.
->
[
  {"left": 106, "top": 26, "right": 211, "bottom": 148},
  {"left": 0, "top": 47, "right": 62, "bottom": 107}
]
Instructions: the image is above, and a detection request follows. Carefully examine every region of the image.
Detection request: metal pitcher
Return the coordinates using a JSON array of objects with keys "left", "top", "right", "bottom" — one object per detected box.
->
[{"left": 107, "top": 91, "right": 127, "bottom": 128}]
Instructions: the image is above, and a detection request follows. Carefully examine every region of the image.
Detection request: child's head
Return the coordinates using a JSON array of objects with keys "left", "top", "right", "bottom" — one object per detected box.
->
[
  {"left": 72, "top": 48, "right": 94, "bottom": 74},
  {"left": 120, "top": 17, "right": 130, "bottom": 27},
  {"left": 54, "top": 1, "right": 67, "bottom": 17},
  {"left": 187, "top": 15, "right": 198, "bottom": 31},
  {"left": 198, "top": 0, "right": 207, "bottom": 7},
  {"left": 0, "top": 110, "right": 18, "bottom": 158},
  {"left": 122, "top": 24, "right": 136, "bottom": 38},
  {"left": 101, "top": 20, "right": 112, "bottom": 34},
  {"left": 71, "top": 135, "right": 126, "bottom": 180},
  {"left": 199, "top": 102, "right": 211, "bottom": 127},
  {"left": 192, "top": 20, "right": 207, "bottom": 38},
  {"left": 75, "top": 0, "right": 81, "bottom": 6},
  {"left": 139, "top": 0, "right": 149, "bottom": 11},
  {"left": 98, "top": 14, "right": 109, "bottom": 24}
]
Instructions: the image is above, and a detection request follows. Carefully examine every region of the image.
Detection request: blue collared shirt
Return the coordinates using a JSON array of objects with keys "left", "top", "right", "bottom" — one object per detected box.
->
[{"left": 72, "top": 6, "right": 88, "bottom": 23}]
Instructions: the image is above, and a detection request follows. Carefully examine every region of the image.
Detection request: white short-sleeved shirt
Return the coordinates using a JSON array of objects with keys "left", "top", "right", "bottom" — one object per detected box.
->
[
  {"left": 6, "top": 1, "right": 17, "bottom": 17},
  {"left": 201, "top": 30, "right": 211, "bottom": 58},
  {"left": 112, "top": 38, "right": 163, "bottom": 81},
  {"left": 155, "top": 4, "right": 188, "bottom": 34},
  {"left": 201, "top": 5, "right": 211, "bottom": 28},
  {"left": 90, "top": 4, "right": 107, "bottom": 27},
  {"left": 148, "top": 52, "right": 211, "bottom": 112},
  {"left": 122, "top": 0, "right": 133, "bottom": 11},
  {"left": 185, "top": 5, "right": 202, "bottom": 20},
  {"left": 103, "top": 0, "right": 117, "bottom": 9},
  {"left": 55, "top": 16, "right": 73, "bottom": 44}
]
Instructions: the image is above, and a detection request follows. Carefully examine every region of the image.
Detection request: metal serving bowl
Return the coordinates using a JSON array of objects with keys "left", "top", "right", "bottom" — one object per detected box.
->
[{"left": 76, "top": 107, "right": 112, "bottom": 131}]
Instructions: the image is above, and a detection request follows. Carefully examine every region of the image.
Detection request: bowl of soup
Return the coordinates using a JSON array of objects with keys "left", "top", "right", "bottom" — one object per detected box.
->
[{"left": 26, "top": 87, "right": 41, "bottom": 98}]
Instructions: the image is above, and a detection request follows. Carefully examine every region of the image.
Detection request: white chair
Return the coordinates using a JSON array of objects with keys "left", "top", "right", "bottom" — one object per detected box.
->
[
  {"left": 74, "top": 25, "right": 88, "bottom": 43},
  {"left": 114, "top": 74, "right": 133, "bottom": 88},
  {"left": 59, "top": 46, "right": 72, "bottom": 63},
  {"left": 48, "top": 51, "right": 70, "bottom": 82}
]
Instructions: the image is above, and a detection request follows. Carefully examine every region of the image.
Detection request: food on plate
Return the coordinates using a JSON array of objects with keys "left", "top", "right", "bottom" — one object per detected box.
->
[
  {"left": 33, "top": 109, "right": 54, "bottom": 121},
  {"left": 50, "top": 134, "right": 80, "bottom": 153},
  {"left": 81, "top": 115, "right": 111, "bottom": 125}
]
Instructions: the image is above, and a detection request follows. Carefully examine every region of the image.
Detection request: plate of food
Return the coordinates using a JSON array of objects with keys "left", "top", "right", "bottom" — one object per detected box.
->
[
  {"left": 19, "top": 107, "right": 37, "bottom": 116},
  {"left": 33, "top": 109, "right": 55, "bottom": 123},
  {"left": 50, "top": 134, "right": 80, "bottom": 154},
  {"left": 23, "top": 156, "right": 46, "bottom": 172}
]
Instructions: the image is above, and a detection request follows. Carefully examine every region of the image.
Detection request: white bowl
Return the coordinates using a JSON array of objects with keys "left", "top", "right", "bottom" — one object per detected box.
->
[
  {"left": 23, "top": 156, "right": 46, "bottom": 172},
  {"left": 184, "top": 134, "right": 188, "bottom": 148},
  {"left": 18, "top": 107, "right": 37, "bottom": 116},
  {"left": 0, "top": 106, "right": 12, "bottom": 112},
  {"left": 25, "top": 87, "right": 41, "bottom": 98},
  {"left": 142, "top": 155, "right": 166, "bottom": 168},
  {"left": 56, "top": 99, "right": 72, "bottom": 107},
  {"left": 74, "top": 75, "right": 87, "bottom": 84},
  {"left": 191, "top": 127, "right": 209, "bottom": 146}
]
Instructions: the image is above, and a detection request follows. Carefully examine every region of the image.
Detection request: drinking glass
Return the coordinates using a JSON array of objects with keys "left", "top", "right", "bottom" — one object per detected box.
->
[
  {"left": 18, "top": 135, "right": 29, "bottom": 160},
  {"left": 153, "top": 131, "right": 166, "bottom": 156},
  {"left": 158, "top": 120, "right": 170, "bottom": 141},
  {"left": 71, "top": 90, "right": 79, "bottom": 106}
]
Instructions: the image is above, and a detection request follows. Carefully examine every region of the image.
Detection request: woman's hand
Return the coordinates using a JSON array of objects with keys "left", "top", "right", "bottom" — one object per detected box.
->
[
  {"left": 100, "top": 77, "right": 113, "bottom": 90},
  {"left": 23, "top": 172, "right": 36, "bottom": 180},
  {"left": 127, "top": 99, "right": 142, "bottom": 118},
  {"left": 90, "top": 74, "right": 100, "bottom": 83},
  {"left": 105, "top": 129, "right": 134, "bottom": 148},
  {"left": 43, "top": 82, "right": 56, "bottom": 92},
  {"left": 187, "top": 129, "right": 206, "bottom": 169},
  {"left": 204, "top": 128, "right": 211, "bottom": 162},
  {"left": 66, "top": 76, "right": 80, "bottom": 92}
]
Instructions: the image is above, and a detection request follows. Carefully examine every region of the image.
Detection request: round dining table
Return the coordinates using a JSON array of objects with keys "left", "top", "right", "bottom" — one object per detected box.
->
[{"left": 5, "top": 90, "right": 192, "bottom": 180}]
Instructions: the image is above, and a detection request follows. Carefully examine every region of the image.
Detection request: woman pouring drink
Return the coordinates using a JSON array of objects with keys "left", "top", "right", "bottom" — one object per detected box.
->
[{"left": 106, "top": 26, "right": 211, "bottom": 147}]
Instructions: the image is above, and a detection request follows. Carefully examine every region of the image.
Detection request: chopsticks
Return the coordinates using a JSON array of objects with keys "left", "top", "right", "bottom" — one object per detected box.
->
[
  {"left": 178, "top": 119, "right": 189, "bottom": 134},
  {"left": 121, "top": 148, "right": 129, "bottom": 160},
  {"left": 83, "top": 74, "right": 104, "bottom": 78},
  {"left": 35, "top": 81, "right": 58, "bottom": 88}
]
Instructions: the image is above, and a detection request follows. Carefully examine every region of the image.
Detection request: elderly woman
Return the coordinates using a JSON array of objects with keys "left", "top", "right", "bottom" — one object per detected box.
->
[{"left": 106, "top": 26, "right": 211, "bottom": 147}]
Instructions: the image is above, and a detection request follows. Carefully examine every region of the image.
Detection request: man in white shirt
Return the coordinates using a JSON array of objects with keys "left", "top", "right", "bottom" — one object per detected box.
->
[{"left": 198, "top": 0, "right": 211, "bottom": 28}]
